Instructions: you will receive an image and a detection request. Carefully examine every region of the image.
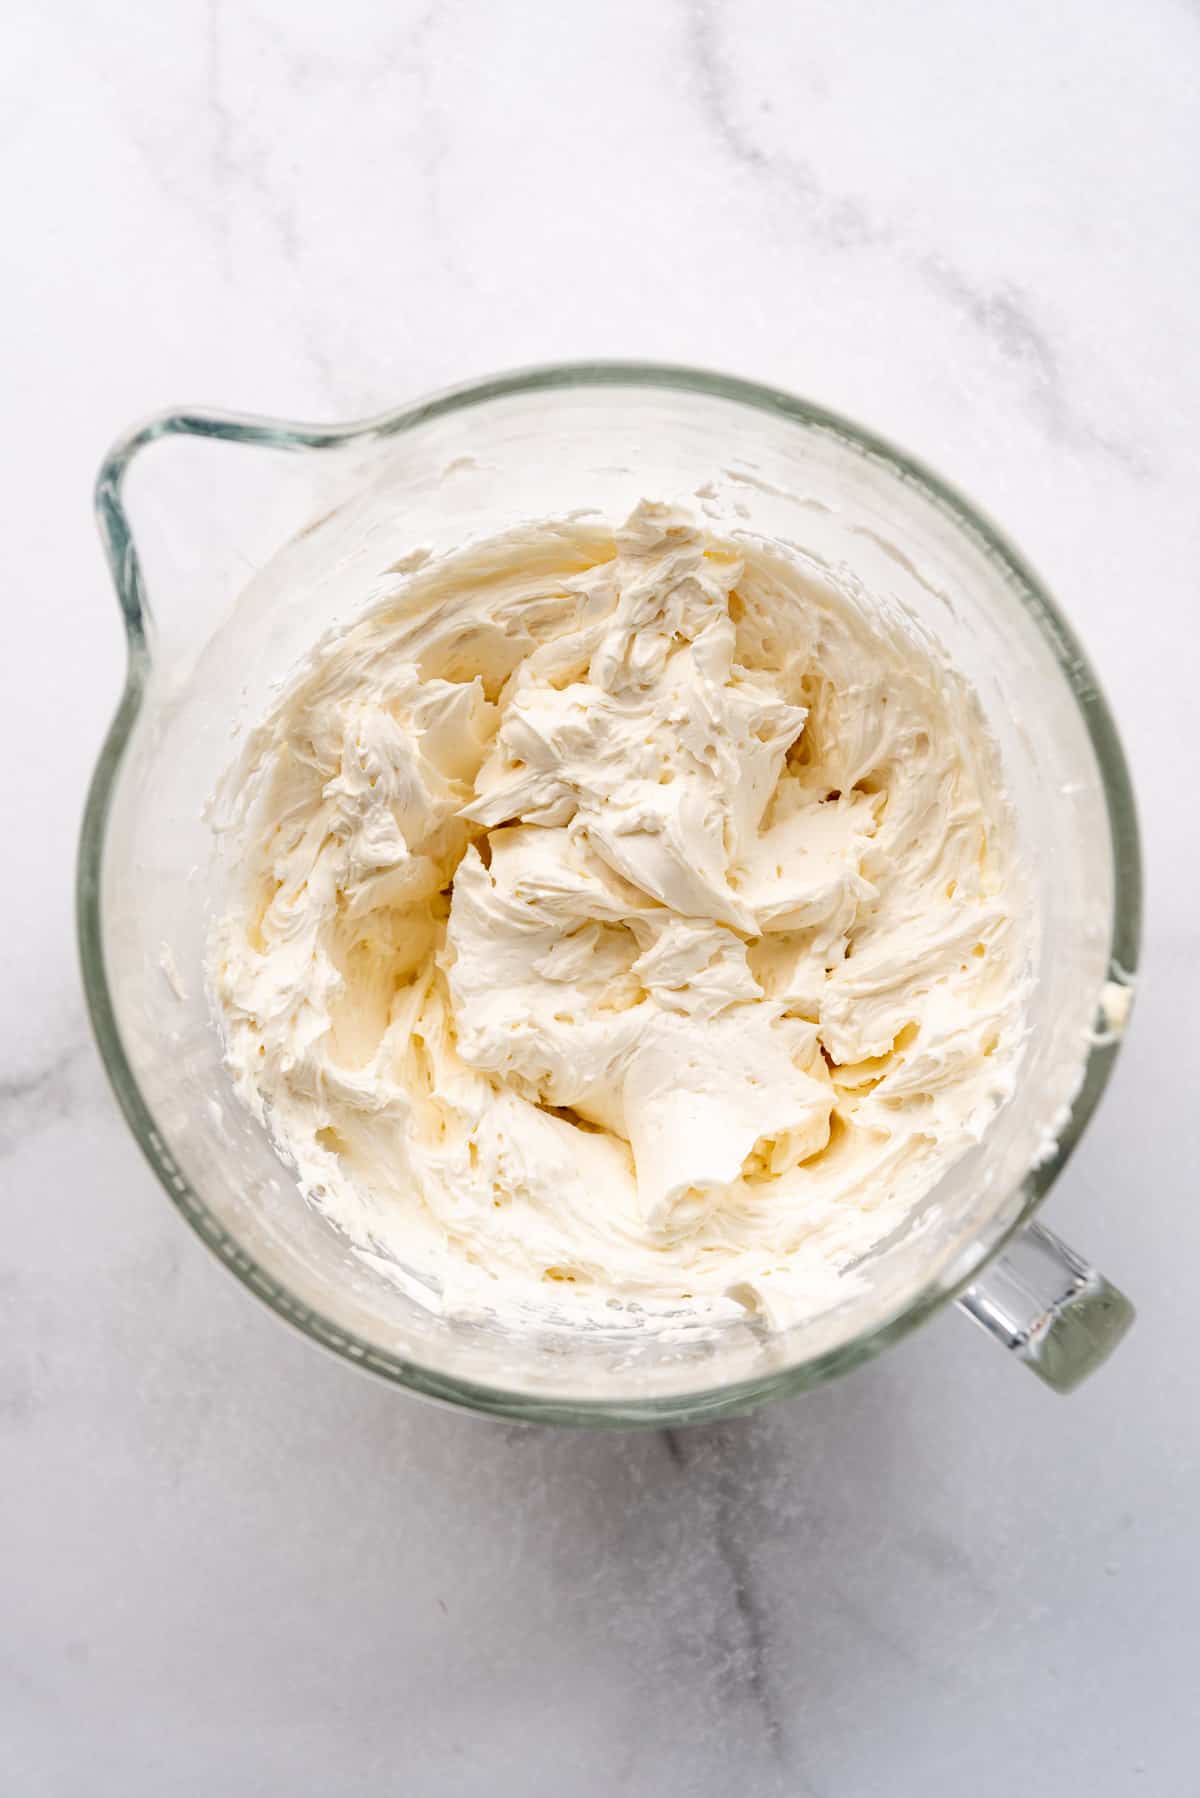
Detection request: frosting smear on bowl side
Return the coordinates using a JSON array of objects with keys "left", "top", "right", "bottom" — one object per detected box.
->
[{"left": 210, "top": 502, "right": 1029, "bottom": 1330}]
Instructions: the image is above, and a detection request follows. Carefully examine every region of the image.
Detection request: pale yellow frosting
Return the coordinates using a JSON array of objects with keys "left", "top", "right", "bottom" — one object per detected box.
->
[{"left": 210, "top": 502, "right": 1029, "bottom": 1330}]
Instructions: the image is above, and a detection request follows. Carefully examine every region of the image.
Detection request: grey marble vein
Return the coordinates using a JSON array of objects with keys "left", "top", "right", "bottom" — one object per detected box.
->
[
  {"left": 0, "top": 1038, "right": 98, "bottom": 1159},
  {"left": 665, "top": 1424, "right": 809, "bottom": 1788},
  {"left": 683, "top": 0, "right": 1150, "bottom": 475},
  {"left": 686, "top": 0, "right": 885, "bottom": 253},
  {"left": 203, "top": 0, "right": 301, "bottom": 268},
  {"left": 711, "top": 1472, "right": 787, "bottom": 1767},
  {"left": 205, "top": 0, "right": 236, "bottom": 265},
  {"left": 660, "top": 1426, "right": 687, "bottom": 1468},
  {"left": 404, "top": 2, "right": 476, "bottom": 290},
  {"left": 920, "top": 254, "right": 1149, "bottom": 470}
]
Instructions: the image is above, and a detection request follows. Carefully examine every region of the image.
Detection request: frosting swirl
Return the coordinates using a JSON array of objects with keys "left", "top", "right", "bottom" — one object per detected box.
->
[{"left": 212, "top": 502, "right": 1028, "bottom": 1329}]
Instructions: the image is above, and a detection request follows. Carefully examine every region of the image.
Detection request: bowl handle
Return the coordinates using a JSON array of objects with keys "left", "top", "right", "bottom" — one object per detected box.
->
[{"left": 956, "top": 1220, "right": 1133, "bottom": 1392}]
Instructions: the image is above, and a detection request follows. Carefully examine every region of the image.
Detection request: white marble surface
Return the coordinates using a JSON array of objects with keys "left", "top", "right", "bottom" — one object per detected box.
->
[{"left": 4, "top": 1, "right": 1200, "bottom": 1791}]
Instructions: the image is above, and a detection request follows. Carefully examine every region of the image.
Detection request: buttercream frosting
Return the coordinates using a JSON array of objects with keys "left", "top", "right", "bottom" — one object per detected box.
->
[{"left": 210, "top": 501, "right": 1029, "bottom": 1331}]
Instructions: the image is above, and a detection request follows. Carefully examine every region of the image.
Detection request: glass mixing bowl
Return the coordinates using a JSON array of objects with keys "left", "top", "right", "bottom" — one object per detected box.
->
[{"left": 79, "top": 364, "right": 1141, "bottom": 1425}]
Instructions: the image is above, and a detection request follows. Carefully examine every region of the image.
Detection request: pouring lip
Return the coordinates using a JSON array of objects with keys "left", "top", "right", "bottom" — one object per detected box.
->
[{"left": 76, "top": 359, "right": 1144, "bottom": 1425}]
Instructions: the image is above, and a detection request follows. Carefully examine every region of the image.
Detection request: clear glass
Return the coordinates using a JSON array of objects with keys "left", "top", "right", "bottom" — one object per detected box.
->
[{"left": 78, "top": 364, "right": 1142, "bottom": 1425}]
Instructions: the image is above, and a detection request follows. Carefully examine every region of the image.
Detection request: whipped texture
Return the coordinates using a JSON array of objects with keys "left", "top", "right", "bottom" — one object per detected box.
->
[{"left": 211, "top": 502, "right": 1029, "bottom": 1330}]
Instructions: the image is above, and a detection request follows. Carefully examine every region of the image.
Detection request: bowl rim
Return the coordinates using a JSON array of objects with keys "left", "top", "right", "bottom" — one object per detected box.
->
[{"left": 77, "top": 358, "right": 1143, "bottom": 1426}]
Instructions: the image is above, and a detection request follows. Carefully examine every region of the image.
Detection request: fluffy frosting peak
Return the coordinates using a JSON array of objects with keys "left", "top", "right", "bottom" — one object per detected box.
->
[{"left": 211, "top": 502, "right": 1028, "bottom": 1330}]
